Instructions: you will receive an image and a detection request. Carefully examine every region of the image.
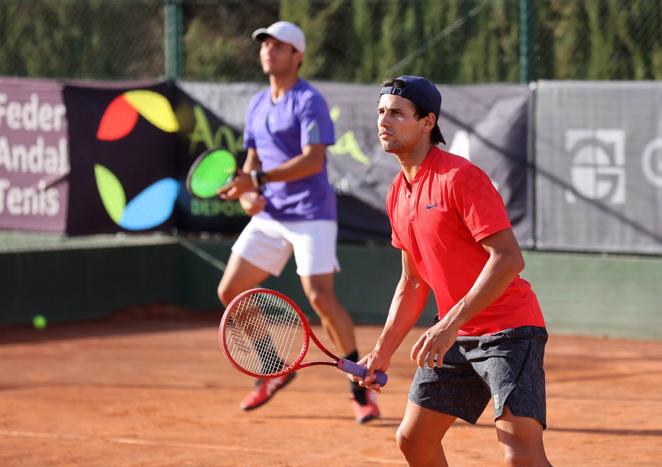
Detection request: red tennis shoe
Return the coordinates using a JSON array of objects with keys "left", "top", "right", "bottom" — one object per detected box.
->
[
  {"left": 350, "top": 390, "right": 381, "bottom": 424},
  {"left": 239, "top": 373, "right": 296, "bottom": 411}
]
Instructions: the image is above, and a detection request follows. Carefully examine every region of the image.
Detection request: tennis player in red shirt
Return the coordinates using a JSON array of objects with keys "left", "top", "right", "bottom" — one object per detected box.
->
[{"left": 353, "top": 76, "right": 551, "bottom": 466}]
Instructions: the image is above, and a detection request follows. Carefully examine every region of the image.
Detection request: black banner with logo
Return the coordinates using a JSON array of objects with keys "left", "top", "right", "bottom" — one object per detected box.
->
[
  {"left": 63, "top": 81, "right": 180, "bottom": 235},
  {"left": 62, "top": 81, "right": 248, "bottom": 236}
]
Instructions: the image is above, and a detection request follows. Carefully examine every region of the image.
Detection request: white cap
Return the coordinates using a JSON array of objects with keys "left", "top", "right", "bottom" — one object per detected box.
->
[{"left": 251, "top": 21, "right": 306, "bottom": 53}]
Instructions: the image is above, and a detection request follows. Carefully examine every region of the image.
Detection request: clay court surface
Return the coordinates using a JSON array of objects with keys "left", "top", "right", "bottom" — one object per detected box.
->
[{"left": 1, "top": 310, "right": 661, "bottom": 466}]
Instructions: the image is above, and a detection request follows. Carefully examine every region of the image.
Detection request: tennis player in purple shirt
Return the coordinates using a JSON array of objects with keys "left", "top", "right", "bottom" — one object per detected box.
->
[{"left": 217, "top": 21, "right": 380, "bottom": 424}]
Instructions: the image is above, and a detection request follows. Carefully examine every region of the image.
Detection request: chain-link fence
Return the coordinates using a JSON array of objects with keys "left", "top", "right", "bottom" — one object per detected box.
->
[
  {"left": 0, "top": 0, "right": 164, "bottom": 80},
  {"left": 1, "top": 0, "right": 660, "bottom": 83},
  {"left": 534, "top": 0, "right": 662, "bottom": 80}
]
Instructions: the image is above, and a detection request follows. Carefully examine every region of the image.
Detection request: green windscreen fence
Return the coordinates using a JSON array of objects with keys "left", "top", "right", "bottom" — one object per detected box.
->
[
  {"left": 1, "top": 0, "right": 660, "bottom": 83},
  {"left": 2, "top": 234, "right": 662, "bottom": 341}
]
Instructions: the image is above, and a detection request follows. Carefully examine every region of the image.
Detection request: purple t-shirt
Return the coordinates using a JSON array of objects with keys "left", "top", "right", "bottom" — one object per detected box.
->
[{"left": 244, "top": 79, "right": 336, "bottom": 221}]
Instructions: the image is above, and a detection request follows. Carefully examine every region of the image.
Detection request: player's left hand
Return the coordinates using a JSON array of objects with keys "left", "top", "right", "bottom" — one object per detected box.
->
[
  {"left": 410, "top": 322, "right": 459, "bottom": 369},
  {"left": 348, "top": 350, "right": 390, "bottom": 392},
  {"left": 218, "top": 169, "right": 253, "bottom": 200}
]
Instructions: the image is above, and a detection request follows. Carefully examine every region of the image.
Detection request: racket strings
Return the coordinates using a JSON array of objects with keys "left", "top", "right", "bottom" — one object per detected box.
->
[
  {"left": 225, "top": 292, "right": 305, "bottom": 376},
  {"left": 189, "top": 149, "right": 236, "bottom": 198}
]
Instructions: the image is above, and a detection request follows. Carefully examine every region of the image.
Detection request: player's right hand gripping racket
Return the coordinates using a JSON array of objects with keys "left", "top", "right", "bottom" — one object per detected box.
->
[
  {"left": 185, "top": 148, "right": 237, "bottom": 199},
  {"left": 220, "top": 288, "right": 388, "bottom": 386}
]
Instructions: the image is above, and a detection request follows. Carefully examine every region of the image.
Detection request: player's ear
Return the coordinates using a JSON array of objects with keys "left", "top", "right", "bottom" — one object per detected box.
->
[
  {"left": 422, "top": 112, "right": 436, "bottom": 133},
  {"left": 293, "top": 50, "right": 304, "bottom": 68}
]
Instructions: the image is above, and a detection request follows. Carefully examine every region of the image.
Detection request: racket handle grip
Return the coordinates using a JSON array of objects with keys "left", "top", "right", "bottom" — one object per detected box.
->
[{"left": 337, "top": 359, "right": 388, "bottom": 387}]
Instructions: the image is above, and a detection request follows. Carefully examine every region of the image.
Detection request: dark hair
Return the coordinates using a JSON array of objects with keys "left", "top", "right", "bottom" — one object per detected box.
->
[
  {"left": 380, "top": 79, "right": 444, "bottom": 145},
  {"left": 293, "top": 45, "right": 303, "bottom": 70}
]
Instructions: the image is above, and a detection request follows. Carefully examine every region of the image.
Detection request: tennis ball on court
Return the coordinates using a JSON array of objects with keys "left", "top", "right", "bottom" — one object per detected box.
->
[{"left": 32, "top": 315, "right": 47, "bottom": 330}]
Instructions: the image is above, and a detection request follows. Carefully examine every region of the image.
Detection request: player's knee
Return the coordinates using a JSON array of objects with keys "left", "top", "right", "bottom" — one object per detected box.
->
[
  {"left": 395, "top": 426, "right": 412, "bottom": 457},
  {"left": 395, "top": 426, "right": 428, "bottom": 462},
  {"left": 305, "top": 289, "right": 331, "bottom": 314},
  {"left": 217, "top": 283, "right": 236, "bottom": 307}
]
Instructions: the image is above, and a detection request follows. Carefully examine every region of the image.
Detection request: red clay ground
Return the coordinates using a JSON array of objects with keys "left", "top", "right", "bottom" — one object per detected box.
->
[{"left": 1, "top": 312, "right": 661, "bottom": 466}]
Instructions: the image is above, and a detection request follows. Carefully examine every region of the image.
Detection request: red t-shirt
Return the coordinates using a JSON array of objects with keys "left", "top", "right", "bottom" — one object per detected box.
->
[{"left": 386, "top": 147, "right": 545, "bottom": 336}]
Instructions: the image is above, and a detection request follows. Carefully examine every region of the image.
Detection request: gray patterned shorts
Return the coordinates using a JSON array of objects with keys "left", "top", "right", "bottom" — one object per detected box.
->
[{"left": 408, "top": 326, "right": 548, "bottom": 428}]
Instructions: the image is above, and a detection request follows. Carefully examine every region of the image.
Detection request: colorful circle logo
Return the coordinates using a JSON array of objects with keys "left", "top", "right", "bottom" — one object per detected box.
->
[{"left": 95, "top": 90, "right": 179, "bottom": 230}]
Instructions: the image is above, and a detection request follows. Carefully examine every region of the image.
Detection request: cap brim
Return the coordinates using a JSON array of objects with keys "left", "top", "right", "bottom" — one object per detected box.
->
[{"left": 251, "top": 28, "right": 270, "bottom": 41}]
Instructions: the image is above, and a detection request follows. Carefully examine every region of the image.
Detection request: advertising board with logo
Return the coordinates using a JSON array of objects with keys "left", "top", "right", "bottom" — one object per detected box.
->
[
  {"left": 535, "top": 81, "right": 662, "bottom": 254},
  {"left": 62, "top": 81, "right": 247, "bottom": 235}
]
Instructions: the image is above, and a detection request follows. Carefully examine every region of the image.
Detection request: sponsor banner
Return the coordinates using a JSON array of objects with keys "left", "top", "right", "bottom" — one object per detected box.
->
[
  {"left": 535, "top": 81, "right": 662, "bottom": 254},
  {"left": 180, "top": 81, "right": 533, "bottom": 244},
  {"left": 0, "top": 78, "right": 69, "bottom": 231},
  {"left": 62, "top": 81, "right": 181, "bottom": 235},
  {"left": 62, "top": 80, "right": 247, "bottom": 236}
]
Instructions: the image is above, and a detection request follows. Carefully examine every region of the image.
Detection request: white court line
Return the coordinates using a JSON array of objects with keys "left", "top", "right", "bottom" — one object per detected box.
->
[
  {"left": 0, "top": 430, "right": 86, "bottom": 441},
  {"left": 363, "top": 457, "right": 406, "bottom": 465},
  {"left": 0, "top": 430, "right": 279, "bottom": 454}
]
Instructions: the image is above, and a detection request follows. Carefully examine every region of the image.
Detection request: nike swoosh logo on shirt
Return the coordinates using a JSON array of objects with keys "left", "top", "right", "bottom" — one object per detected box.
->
[{"left": 426, "top": 203, "right": 440, "bottom": 209}]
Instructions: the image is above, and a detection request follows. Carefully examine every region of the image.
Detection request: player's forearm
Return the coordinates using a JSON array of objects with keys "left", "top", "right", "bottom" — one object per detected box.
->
[
  {"left": 374, "top": 276, "right": 430, "bottom": 358},
  {"left": 441, "top": 251, "right": 523, "bottom": 330},
  {"left": 261, "top": 145, "right": 326, "bottom": 183}
]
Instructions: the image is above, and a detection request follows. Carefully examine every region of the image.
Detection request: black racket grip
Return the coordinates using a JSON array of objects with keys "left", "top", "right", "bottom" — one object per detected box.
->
[{"left": 337, "top": 359, "right": 388, "bottom": 386}]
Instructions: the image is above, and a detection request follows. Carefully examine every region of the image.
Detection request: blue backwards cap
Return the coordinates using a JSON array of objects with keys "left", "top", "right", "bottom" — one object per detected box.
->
[{"left": 380, "top": 75, "right": 446, "bottom": 144}]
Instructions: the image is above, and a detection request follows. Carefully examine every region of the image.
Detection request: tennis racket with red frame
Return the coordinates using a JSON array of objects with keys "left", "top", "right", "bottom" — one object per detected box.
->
[{"left": 219, "top": 288, "right": 388, "bottom": 386}]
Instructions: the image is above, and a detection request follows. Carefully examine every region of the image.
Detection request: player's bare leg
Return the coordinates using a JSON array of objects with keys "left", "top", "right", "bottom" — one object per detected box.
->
[
  {"left": 496, "top": 406, "right": 551, "bottom": 466},
  {"left": 217, "top": 252, "right": 271, "bottom": 306},
  {"left": 299, "top": 273, "right": 356, "bottom": 354},
  {"left": 396, "top": 401, "right": 456, "bottom": 467}
]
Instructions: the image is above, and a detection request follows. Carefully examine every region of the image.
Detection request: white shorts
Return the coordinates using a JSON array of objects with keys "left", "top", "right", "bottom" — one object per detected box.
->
[{"left": 231, "top": 216, "right": 340, "bottom": 277}]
